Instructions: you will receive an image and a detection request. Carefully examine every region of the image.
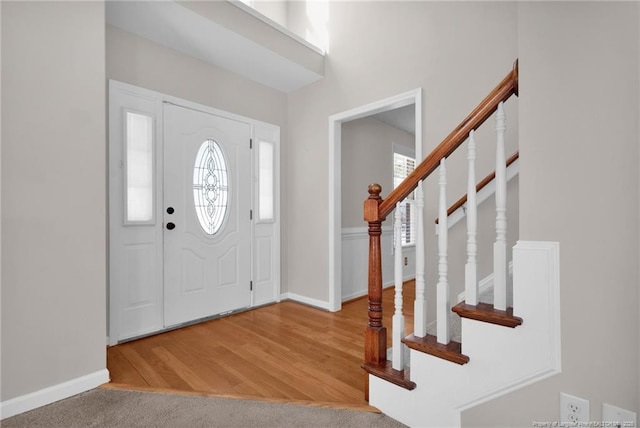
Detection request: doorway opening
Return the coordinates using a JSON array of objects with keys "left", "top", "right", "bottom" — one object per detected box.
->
[{"left": 328, "top": 89, "right": 422, "bottom": 311}]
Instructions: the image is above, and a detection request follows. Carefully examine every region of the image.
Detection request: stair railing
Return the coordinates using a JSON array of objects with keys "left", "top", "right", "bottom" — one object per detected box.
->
[
  {"left": 435, "top": 150, "right": 519, "bottom": 226},
  {"left": 363, "top": 60, "right": 519, "bottom": 389}
]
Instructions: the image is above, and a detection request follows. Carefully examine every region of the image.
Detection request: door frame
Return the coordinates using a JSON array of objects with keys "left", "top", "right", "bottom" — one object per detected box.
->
[
  {"left": 327, "top": 88, "right": 422, "bottom": 312},
  {"left": 108, "top": 81, "right": 281, "bottom": 344}
]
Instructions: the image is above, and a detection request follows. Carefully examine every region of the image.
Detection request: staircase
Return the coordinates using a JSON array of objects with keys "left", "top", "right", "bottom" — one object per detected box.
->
[{"left": 361, "top": 61, "right": 562, "bottom": 426}]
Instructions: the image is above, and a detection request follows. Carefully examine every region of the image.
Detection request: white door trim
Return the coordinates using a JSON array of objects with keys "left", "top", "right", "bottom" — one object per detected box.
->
[
  {"left": 108, "top": 80, "right": 281, "bottom": 344},
  {"left": 328, "top": 88, "right": 422, "bottom": 312}
]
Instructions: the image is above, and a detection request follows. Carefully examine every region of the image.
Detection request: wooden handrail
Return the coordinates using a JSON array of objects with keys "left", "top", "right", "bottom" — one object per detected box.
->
[
  {"left": 378, "top": 59, "right": 519, "bottom": 220},
  {"left": 435, "top": 151, "right": 519, "bottom": 224},
  {"left": 362, "top": 60, "right": 519, "bottom": 398}
]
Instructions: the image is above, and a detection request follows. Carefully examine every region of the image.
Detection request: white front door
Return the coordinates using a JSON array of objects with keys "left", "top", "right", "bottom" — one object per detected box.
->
[
  {"left": 109, "top": 81, "right": 280, "bottom": 344},
  {"left": 163, "top": 104, "right": 252, "bottom": 327}
]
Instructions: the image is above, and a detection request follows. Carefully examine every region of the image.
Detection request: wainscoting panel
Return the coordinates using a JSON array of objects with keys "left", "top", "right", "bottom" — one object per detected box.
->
[{"left": 341, "top": 227, "right": 416, "bottom": 301}]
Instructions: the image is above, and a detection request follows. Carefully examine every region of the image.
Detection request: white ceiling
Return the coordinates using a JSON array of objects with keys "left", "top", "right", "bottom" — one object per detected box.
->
[
  {"left": 371, "top": 104, "right": 415, "bottom": 135},
  {"left": 106, "top": 1, "right": 324, "bottom": 93}
]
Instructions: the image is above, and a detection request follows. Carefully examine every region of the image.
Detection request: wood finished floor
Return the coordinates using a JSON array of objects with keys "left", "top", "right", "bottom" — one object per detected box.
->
[{"left": 107, "top": 281, "right": 415, "bottom": 408}]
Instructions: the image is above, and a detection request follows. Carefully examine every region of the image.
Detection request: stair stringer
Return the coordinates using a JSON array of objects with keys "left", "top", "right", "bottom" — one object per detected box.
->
[{"left": 369, "top": 241, "right": 561, "bottom": 427}]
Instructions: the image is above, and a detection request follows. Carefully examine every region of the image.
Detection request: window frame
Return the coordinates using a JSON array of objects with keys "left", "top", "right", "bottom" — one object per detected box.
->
[
  {"left": 393, "top": 144, "right": 416, "bottom": 248},
  {"left": 123, "top": 108, "right": 156, "bottom": 226},
  {"left": 256, "top": 139, "right": 275, "bottom": 223}
]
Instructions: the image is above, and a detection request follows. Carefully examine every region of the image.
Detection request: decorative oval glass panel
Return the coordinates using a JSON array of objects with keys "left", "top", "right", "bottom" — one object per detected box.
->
[{"left": 193, "top": 140, "right": 229, "bottom": 235}]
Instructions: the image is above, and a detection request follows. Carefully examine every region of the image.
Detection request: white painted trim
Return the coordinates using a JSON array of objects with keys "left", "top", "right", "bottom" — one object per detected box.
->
[
  {"left": 0, "top": 369, "right": 110, "bottom": 420},
  {"left": 457, "top": 261, "right": 514, "bottom": 303},
  {"left": 342, "top": 290, "right": 368, "bottom": 302},
  {"left": 280, "top": 292, "right": 331, "bottom": 311},
  {"left": 329, "top": 88, "right": 423, "bottom": 313},
  {"left": 328, "top": 118, "right": 341, "bottom": 312},
  {"left": 341, "top": 226, "right": 368, "bottom": 240},
  {"left": 341, "top": 226, "right": 393, "bottom": 240},
  {"left": 342, "top": 280, "right": 412, "bottom": 304},
  {"left": 439, "top": 158, "right": 519, "bottom": 233}
]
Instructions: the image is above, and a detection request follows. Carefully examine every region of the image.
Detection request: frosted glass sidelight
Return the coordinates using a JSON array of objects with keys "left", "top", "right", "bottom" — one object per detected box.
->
[
  {"left": 193, "top": 140, "right": 229, "bottom": 235},
  {"left": 126, "top": 112, "right": 154, "bottom": 223},
  {"left": 258, "top": 140, "right": 274, "bottom": 221}
]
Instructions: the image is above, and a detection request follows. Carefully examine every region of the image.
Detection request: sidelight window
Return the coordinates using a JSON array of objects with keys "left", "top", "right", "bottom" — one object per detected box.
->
[
  {"left": 125, "top": 111, "right": 154, "bottom": 224},
  {"left": 258, "top": 140, "right": 274, "bottom": 221}
]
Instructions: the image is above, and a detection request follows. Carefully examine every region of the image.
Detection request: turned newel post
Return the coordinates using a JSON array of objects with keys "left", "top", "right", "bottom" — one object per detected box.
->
[{"left": 364, "top": 183, "right": 386, "bottom": 367}]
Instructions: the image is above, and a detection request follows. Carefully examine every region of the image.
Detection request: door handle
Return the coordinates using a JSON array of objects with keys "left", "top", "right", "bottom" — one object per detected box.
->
[{"left": 166, "top": 222, "right": 176, "bottom": 230}]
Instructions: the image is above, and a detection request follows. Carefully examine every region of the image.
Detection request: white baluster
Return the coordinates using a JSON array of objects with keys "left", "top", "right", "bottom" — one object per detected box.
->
[
  {"left": 414, "top": 182, "right": 427, "bottom": 337},
  {"left": 437, "top": 158, "right": 450, "bottom": 344},
  {"left": 494, "top": 102, "right": 508, "bottom": 311},
  {"left": 392, "top": 203, "right": 405, "bottom": 370},
  {"left": 465, "top": 130, "right": 478, "bottom": 306}
]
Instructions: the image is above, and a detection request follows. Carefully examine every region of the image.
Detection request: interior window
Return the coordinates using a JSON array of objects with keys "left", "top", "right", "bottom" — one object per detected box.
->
[{"left": 393, "top": 150, "right": 416, "bottom": 246}]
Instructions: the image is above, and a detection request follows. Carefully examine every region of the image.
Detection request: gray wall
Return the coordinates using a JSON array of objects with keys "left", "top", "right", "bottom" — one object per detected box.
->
[
  {"left": 463, "top": 2, "right": 639, "bottom": 424},
  {"left": 4, "top": 2, "right": 635, "bottom": 423},
  {"left": 106, "top": 25, "right": 288, "bottom": 130},
  {"left": 1, "top": 0, "right": 4, "bottom": 398},
  {"left": 341, "top": 116, "right": 414, "bottom": 228},
  {"left": 287, "top": 1, "right": 518, "bottom": 307},
  {"left": 249, "top": 0, "right": 288, "bottom": 28},
  {"left": 1, "top": 1, "right": 106, "bottom": 401}
]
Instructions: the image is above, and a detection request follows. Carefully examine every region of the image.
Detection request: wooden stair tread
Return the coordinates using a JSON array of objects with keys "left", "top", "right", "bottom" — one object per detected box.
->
[
  {"left": 402, "top": 334, "right": 469, "bottom": 365},
  {"left": 362, "top": 361, "right": 416, "bottom": 391},
  {"left": 452, "top": 301, "right": 523, "bottom": 328}
]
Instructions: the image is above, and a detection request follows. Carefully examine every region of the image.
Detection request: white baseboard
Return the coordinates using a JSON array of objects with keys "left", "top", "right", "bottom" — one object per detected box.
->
[
  {"left": 0, "top": 368, "right": 110, "bottom": 420},
  {"left": 281, "top": 292, "right": 331, "bottom": 311},
  {"left": 342, "top": 289, "right": 368, "bottom": 302},
  {"left": 283, "top": 275, "right": 416, "bottom": 311},
  {"left": 342, "top": 276, "right": 414, "bottom": 303}
]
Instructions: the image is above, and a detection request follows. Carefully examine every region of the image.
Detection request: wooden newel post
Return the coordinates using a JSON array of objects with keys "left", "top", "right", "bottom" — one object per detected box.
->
[{"left": 364, "top": 183, "right": 386, "bottom": 367}]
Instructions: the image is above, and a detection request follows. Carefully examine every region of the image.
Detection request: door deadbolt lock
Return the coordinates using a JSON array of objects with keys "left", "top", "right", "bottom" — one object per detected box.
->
[{"left": 166, "top": 207, "right": 175, "bottom": 214}]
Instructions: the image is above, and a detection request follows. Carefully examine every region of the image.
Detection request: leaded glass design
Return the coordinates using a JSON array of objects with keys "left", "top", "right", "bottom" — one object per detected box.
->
[{"left": 193, "top": 140, "right": 229, "bottom": 235}]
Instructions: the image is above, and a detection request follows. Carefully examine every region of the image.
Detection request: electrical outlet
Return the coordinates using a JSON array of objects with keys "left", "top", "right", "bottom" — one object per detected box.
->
[
  {"left": 603, "top": 403, "right": 637, "bottom": 427},
  {"left": 560, "top": 393, "right": 590, "bottom": 424}
]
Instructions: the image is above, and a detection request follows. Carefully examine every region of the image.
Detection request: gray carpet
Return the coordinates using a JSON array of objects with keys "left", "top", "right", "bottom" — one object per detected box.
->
[{"left": 2, "top": 388, "right": 406, "bottom": 427}]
